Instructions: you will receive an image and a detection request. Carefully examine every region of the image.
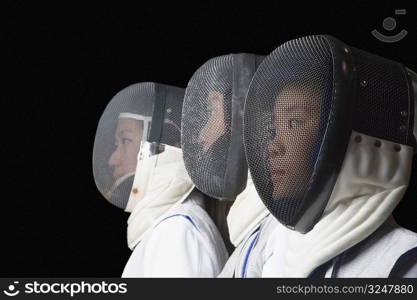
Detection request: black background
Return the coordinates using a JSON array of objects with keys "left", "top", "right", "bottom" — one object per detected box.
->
[{"left": 3, "top": 0, "right": 417, "bottom": 276}]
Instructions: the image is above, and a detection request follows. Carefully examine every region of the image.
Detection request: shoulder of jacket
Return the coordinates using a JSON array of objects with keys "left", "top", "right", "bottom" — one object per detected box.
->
[{"left": 154, "top": 213, "right": 200, "bottom": 232}]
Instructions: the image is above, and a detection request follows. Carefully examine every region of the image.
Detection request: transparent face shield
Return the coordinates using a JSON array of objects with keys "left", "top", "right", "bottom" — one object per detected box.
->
[
  {"left": 106, "top": 114, "right": 150, "bottom": 201},
  {"left": 92, "top": 83, "right": 155, "bottom": 209},
  {"left": 118, "top": 112, "right": 152, "bottom": 145}
]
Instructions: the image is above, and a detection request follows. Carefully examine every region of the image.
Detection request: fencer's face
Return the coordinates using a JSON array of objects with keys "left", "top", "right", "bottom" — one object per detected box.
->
[
  {"left": 198, "top": 90, "right": 227, "bottom": 152},
  {"left": 108, "top": 118, "right": 143, "bottom": 180},
  {"left": 267, "top": 87, "right": 320, "bottom": 200}
]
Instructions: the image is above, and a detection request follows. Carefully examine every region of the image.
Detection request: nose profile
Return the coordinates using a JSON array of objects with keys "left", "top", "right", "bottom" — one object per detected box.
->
[
  {"left": 268, "top": 134, "right": 286, "bottom": 158},
  {"left": 108, "top": 146, "right": 122, "bottom": 167}
]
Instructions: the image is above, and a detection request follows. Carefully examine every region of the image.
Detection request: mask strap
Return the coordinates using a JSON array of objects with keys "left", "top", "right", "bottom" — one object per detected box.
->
[
  {"left": 149, "top": 84, "right": 167, "bottom": 144},
  {"left": 222, "top": 53, "right": 255, "bottom": 200},
  {"left": 118, "top": 112, "right": 152, "bottom": 141}
]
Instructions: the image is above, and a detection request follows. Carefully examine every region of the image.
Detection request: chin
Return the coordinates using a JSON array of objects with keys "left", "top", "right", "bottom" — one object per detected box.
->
[{"left": 113, "top": 171, "right": 123, "bottom": 180}]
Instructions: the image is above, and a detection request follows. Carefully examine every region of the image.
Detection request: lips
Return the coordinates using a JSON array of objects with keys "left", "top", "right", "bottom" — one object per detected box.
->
[
  {"left": 270, "top": 168, "right": 286, "bottom": 180},
  {"left": 113, "top": 167, "right": 123, "bottom": 179}
]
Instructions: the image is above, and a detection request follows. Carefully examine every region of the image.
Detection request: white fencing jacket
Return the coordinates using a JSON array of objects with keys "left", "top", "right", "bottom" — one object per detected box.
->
[
  {"left": 218, "top": 173, "right": 273, "bottom": 277},
  {"left": 122, "top": 192, "right": 228, "bottom": 277},
  {"left": 262, "top": 132, "right": 417, "bottom": 278},
  {"left": 122, "top": 145, "right": 228, "bottom": 277}
]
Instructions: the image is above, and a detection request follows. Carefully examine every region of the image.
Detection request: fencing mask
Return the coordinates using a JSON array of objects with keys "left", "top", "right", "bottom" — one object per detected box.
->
[
  {"left": 93, "top": 83, "right": 154, "bottom": 209},
  {"left": 92, "top": 82, "right": 184, "bottom": 210},
  {"left": 181, "top": 53, "right": 264, "bottom": 201},
  {"left": 244, "top": 35, "right": 416, "bottom": 233}
]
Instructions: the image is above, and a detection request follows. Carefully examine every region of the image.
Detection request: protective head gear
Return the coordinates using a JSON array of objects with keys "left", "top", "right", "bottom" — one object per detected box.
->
[
  {"left": 408, "top": 68, "right": 417, "bottom": 150},
  {"left": 124, "top": 83, "right": 185, "bottom": 213},
  {"left": 123, "top": 83, "right": 197, "bottom": 249},
  {"left": 92, "top": 83, "right": 154, "bottom": 209},
  {"left": 181, "top": 53, "right": 264, "bottom": 201},
  {"left": 244, "top": 35, "right": 416, "bottom": 234}
]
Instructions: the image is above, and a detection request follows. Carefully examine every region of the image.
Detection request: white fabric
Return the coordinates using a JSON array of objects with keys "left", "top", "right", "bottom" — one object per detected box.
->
[
  {"left": 324, "top": 217, "right": 417, "bottom": 277},
  {"left": 227, "top": 172, "right": 270, "bottom": 247},
  {"left": 397, "top": 252, "right": 417, "bottom": 278},
  {"left": 262, "top": 131, "right": 413, "bottom": 277},
  {"left": 122, "top": 193, "right": 229, "bottom": 277},
  {"left": 219, "top": 215, "right": 277, "bottom": 277},
  {"left": 218, "top": 172, "right": 272, "bottom": 278},
  {"left": 118, "top": 112, "right": 152, "bottom": 122},
  {"left": 126, "top": 145, "right": 195, "bottom": 249}
]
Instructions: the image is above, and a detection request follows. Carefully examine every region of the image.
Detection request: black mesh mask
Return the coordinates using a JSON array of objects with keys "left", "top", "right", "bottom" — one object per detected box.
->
[
  {"left": 182, "top": 53, "right": 264, "bottom": 201},
  {"left": 244, "top": 35, "right": 416, "bottom": 233}
]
